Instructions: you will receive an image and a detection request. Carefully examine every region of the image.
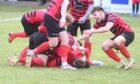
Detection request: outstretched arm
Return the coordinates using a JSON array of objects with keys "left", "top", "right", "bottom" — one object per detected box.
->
[
  {"left": 90, "top": 22, "right": 114, "bottom": 33},
  {"left": 78, "top": 3, "right": 94, "bottom": 24},
  {"left": 77, "top": 22, "right": 114, "bottom": 41},
  {"left": 59, "top": 0, "right": 69, "bottom": 28}
]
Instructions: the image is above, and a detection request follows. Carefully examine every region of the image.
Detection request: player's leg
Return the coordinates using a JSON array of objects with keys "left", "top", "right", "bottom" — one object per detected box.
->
[
  {"left": 136, "top": 2, "right": 139, "bottom": 16},
  {"left": 8, "top": 16, "right": 38, "bottom": 43},
  {"left": 67, "top": 21, "right": 79, "bottom": 40},
  {"left": 58, "top": 31, "right": 76, "bottom": 69},
  {"left": 113, "top": 32, "right": 135, "bottom": 69},
  {"left": 44, "top": 14, "right": 76, "bottom": 69},
  {"left": 31, "top": 54, "right": 48, "bottom": 67},
  {"left": 8, "top": 46, "right": 29, "bottom": 66},
  {"left": 80, "top": 20, "right": 92, "bottom": 61},
  {"left": 102, "top": 39, "right": 126, "bottom": 68},
  {"left": 130, "top": 0, "right": 136, "bottom": 16},
  {"left": 25, "top": 32, "right": 48, "bottom": 68},
  {"left": 8, "top": 32, "right": 27, "bottom": 43}
]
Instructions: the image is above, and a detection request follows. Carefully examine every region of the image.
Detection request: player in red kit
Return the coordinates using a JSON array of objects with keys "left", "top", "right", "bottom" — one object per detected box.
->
[
  {"left": 60, "top": 0, "right": 94, "bottom": 59},
  {"left": 23, "top": 3, "right": 76, "bottom": 69},
  {"left": 8, "top": 9, "right": 47, "bottom": 43},
  {"left": 78, "top": 6, "right": 135, "bottom": 70},
  {"left": 30, "top": 0, "right": 77, "bottom": 69},
  {"left": 8, "top": 32, "right": 103, "bottom": 68}
]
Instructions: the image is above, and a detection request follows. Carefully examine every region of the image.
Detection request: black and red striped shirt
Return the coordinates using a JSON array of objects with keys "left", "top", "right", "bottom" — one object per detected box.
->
[
  {"left": 93, "top": 13, "right": 133, "bottom": 36},
  {"left": 69, "top": 0, "right": 93, "bottom": 21},
  {"left": 24, "top": 9, "right": 46, "bottom": 26},
  {"left": 46, "top": 0, "right": 63, "bottom": 21}
]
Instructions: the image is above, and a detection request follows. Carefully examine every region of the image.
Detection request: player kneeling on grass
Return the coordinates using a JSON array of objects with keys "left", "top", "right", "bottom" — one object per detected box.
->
[{"left": 78, "top": 6, "right": 135, "bottom": 70}]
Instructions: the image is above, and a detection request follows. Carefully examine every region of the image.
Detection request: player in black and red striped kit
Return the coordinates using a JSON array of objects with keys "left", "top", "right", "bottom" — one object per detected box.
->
[
  {"left": 60, "top": 0, "right": 94, "bottom": 60},
  {"left": 78, "top": 6, "right": 135, "bottom": 70},
  {"left": 8, "top": 9, "right": 47, "bottom": 43},
  {"left": 25, "top": 0, "right": 75, "bottom": 69}
]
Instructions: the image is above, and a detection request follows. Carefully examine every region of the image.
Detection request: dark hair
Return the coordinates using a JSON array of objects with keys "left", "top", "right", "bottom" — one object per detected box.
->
[
  {"left": 91, "top": 6, "right": 104, "bottom": 13},
  {"left": 73, "top": 58, "right": 90, "bottom": 69}
]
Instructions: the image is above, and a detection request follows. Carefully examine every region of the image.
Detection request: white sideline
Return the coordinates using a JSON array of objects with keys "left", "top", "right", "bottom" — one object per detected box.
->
[
  {"left": 0, "top": 17, "right": 21, "bottom": 23},
  {"left": 0, "top": 15, "right": 93, "bottom": 23}
]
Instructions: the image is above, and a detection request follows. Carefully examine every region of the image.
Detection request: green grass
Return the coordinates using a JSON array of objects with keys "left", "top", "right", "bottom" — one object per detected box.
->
[{"left": 0, "top": 3, "right": 140, "bottom": 84}]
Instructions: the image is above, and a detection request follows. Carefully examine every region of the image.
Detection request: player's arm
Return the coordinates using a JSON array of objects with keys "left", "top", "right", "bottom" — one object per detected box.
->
[
  {"left": 90, "top": 22, "right": 114, "bottom": 34},
  {"left": 59, "top": 0, "right": 69, "bottom": 28},
  {"left": 76, "top": 28, "right": 93, "bottom": 42},
  {"left": 77, "top": 22, "right": 114, "bottom": 41},
  {"left": 78, "top": 3, "right": 94, "bottom": 24}
]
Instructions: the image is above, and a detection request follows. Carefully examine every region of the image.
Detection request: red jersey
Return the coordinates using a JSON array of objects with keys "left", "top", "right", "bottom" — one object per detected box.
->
[
  {"left": 24, "top": 9, "right": 46, "bottom": 26},
  {"left": 93, "top": 13, "right": 133, "bottom": 36},
  {"left": 47, "top": 46, "right": 84, "bottom": 67},
  {"left": 67, "top": 49, "right": 84, "bottom": 65},
  {"left": 69, "top": 0, "right": 93, "bottom": 21},
  {"left": 132, "top": 0, "right": 140, "bottom": 4},
  {"left": 46, "top": 0, "right": 63, "bottom": 21}
]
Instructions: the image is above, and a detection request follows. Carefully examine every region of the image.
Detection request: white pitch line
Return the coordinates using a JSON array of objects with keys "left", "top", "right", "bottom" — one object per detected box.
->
[{"left": 0, "top": 17, "right": 21, "bottom": 23}]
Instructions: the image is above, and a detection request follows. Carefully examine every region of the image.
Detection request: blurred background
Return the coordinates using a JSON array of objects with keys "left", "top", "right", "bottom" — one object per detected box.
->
[{"left": 0, "top": 0, "right": 139, "bottom": 14}]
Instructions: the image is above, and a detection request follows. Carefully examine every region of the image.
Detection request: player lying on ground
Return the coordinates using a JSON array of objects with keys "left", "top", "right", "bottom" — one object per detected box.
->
[
  {"left": 8, "top": 32, "right": 104, "bottom": 69},
  {"left": 77, "top": 6, "right": 135, "bottom": 70}
]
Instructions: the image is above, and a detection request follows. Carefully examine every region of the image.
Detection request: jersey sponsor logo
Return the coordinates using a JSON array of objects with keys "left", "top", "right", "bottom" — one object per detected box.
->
[{"left": 74, "top": 2, "right": 83, "bottom": 10}]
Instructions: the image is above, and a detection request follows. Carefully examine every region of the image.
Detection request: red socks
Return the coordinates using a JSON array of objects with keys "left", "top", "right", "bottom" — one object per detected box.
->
[
  {"left": 19, "top": 46, "right": 45, "bottom": 67},
  {"left": 19, "top": 46, "right": 29, "bottom": 64},
  {"left": 118, "top": 44, "right": 131, "bottom": 59},
  {"left": 105, "top": 48, "right": 121, "bottom": 62},
  {"left": 84, "top": 42, "right": 92, "bottom": 61},
  {"left": 70, "top": 49, "right": 83, "bottom": 58},
  {"left": 33, "top": 42, "right": 50, "bottom": 54},
  {"left": 85, "top": 48, "right": 90, "bottom": 61},
  {"left": 84, "top": 42, "right": 92, "bottom": 54},
  {"left": 58, "top": 44, "right": 70, "bottom": 62},
  {"left": 11, "top": 32, "right": 28, "bottom": 38}
]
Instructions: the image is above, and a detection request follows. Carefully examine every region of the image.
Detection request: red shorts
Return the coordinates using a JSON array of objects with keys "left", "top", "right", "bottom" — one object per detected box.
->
[
  {"left": 132, "top": 0, "right": 140, "bottom": 4},
  {"left": 47, "top": 58, "right": 58, "bottom": 67},
  {"left": 47, "top": 55, "right": 61, "bottom": 67}
]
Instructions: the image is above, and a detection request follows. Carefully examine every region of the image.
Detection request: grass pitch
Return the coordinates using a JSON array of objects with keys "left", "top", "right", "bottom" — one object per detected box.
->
[{"left": 0, "top": 2, "right": 140, "bottom": 84}]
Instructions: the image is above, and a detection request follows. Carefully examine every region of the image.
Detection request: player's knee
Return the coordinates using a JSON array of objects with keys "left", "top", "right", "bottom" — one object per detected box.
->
[
  {"left": 101, "top": 43, "right": 110, "bottom": 51},
  {"left": 113, "top": 40, "right": 122, "bottom": 47}
]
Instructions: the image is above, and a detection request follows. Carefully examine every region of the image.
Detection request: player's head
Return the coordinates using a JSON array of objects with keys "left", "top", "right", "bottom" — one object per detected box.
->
[
  {"left": 91, "top": 6, "right": 105, "bottom": 20},
  {"left": 73, "top": 58, "right": 90, "bottom": 69},
  {"left": 65, "top": 13, "right": 74, "bottom": 25}
]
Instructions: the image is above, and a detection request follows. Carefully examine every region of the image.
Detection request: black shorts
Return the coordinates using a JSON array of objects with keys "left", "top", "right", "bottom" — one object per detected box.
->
[
  {"left": 29, "top": 32, "right": 49, "bottom": 55},
  {"left": 67, "top": 20, "right": 91, "bottom": 36},
  {"left": 111, "top": 32, "right": 135, "bottom": 46},
  {"left": 21, "top": 16, "right": 38, "bottom": 36},
  {"left": 44, "top": 14, "right": 65, "bottom": 37}
]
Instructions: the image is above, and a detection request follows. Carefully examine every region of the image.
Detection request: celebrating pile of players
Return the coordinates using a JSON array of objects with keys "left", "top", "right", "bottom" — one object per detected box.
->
[{"left": 8, "top": 0, "right": 135, "bottom": 70}]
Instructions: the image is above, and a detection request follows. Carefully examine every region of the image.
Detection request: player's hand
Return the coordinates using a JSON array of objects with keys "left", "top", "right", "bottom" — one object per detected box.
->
[
  {"left": 59, "top": 17, "right": 66, "bottom": 28},
  {"left": 78, "top": 17, "right": 86, "bottom": 24}
]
